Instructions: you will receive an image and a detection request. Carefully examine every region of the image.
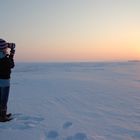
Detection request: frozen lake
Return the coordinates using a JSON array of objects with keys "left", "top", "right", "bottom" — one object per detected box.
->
[{"left": 0, "top": 61, "right": 140, "bottom": 140}]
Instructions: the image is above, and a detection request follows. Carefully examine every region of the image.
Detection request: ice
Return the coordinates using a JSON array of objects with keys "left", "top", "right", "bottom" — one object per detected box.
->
[{"left": 0, "top": 62, "right": 140, "bottom": 140}]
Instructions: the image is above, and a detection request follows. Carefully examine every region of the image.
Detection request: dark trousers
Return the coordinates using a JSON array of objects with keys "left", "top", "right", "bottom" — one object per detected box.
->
[{"left": 0, "top": 87, "right": 10, "bottom": 109}]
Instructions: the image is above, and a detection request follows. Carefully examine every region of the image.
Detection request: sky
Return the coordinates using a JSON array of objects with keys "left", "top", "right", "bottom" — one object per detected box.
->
[{"left": 0, "top": 0, "right": 140, "bottom": 62}]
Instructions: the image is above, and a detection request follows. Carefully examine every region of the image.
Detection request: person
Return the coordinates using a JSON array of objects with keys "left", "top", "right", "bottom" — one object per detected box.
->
[{"left": 0, "top": 38, "right": 15, "bottom": 122}]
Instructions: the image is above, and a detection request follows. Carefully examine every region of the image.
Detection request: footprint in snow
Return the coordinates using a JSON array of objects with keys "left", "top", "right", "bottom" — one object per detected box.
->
[
  {"left": 64, "top": 133, "right": 88, "bottom": 140},
  {"left": 45, "top": 130, "right": 59, "bottom": 139},
  {"left": 45, "top": 131, "right": 88, "bottom": 140},
  {"left": 63, "top": 121, "right": 73, "bottom": 129},
  {"left": 43, "top": 121, "right": 88, "bottom": 140}
]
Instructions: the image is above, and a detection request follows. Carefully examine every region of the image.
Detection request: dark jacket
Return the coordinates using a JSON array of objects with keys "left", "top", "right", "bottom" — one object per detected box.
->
[{"left": 0, "top": 54, "right": 15, "bottom": 79}]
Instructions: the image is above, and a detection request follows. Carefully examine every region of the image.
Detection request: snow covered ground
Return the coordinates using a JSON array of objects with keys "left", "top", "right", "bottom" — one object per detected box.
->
[{"left": 0, "top": 62, "right": 140, "bottom": 140}]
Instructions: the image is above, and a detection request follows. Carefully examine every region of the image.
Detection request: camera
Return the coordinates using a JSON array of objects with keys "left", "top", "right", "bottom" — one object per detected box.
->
[
  {"left": 7, "top": 43, "right": 16, "bottom": 50},
  {"left": 7, "top": 43, "right": 16, "bottom": 55}
]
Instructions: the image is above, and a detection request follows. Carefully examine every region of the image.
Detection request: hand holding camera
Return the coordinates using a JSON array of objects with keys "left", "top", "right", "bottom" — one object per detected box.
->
[
  {"left": 6, "top": 43, "right": 16, "bottom": 59},
  {"left": 7, "top": 43, "right": 16, "bottom": 55}
]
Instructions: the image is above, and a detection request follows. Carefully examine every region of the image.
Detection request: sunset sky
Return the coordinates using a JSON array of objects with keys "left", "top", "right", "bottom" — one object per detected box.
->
[{"left": 0, "top": 0, "right": 140, "bottom": 62}]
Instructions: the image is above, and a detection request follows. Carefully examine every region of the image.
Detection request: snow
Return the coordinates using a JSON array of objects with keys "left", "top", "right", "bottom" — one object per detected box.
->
[{"left": 0, "top": 62, "right": 140, "bottom": 140}]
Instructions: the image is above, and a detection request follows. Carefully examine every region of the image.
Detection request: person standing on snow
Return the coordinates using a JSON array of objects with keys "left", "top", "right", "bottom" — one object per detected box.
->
[{"left": 0, "top": 38, "right": 15, "bottom": 122}]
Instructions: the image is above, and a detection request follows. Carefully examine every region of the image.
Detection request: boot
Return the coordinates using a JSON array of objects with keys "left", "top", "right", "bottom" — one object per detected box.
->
[
  {"left": 0, "top": 106, "right": 12, "bottom": 118},
  {"left": 0, "top": 108, "right": 12, "bottom": 122}
]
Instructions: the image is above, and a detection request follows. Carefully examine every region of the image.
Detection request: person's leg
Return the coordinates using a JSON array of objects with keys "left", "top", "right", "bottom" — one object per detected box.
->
[
  {"left": 1, "top": 87, "right": 10, "bottom": 109},
  {"left": 0, "top": 87, "right": 2, "bottom": 117},
  {"left": 0, "top": 87, "right": 10, "bottom": 121}
]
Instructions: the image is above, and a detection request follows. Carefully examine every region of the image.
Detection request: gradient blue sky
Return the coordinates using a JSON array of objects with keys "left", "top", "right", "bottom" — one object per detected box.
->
[{"left": 1, "top": 0, "right": 140, "bottom": 62}]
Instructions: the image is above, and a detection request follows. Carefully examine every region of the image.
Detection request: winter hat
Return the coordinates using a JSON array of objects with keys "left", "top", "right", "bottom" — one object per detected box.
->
[{"left": 0, "top": 38, "right": 8, "bottom": 49}]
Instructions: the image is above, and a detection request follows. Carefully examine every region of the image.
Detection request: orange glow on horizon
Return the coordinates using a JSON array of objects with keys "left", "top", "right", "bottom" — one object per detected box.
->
[
  {"left": 17, "top": 44, "right": 140, "bottom": 62},
  {"left": 16, "top": 29, "right": 140, "bottom": 62}
]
